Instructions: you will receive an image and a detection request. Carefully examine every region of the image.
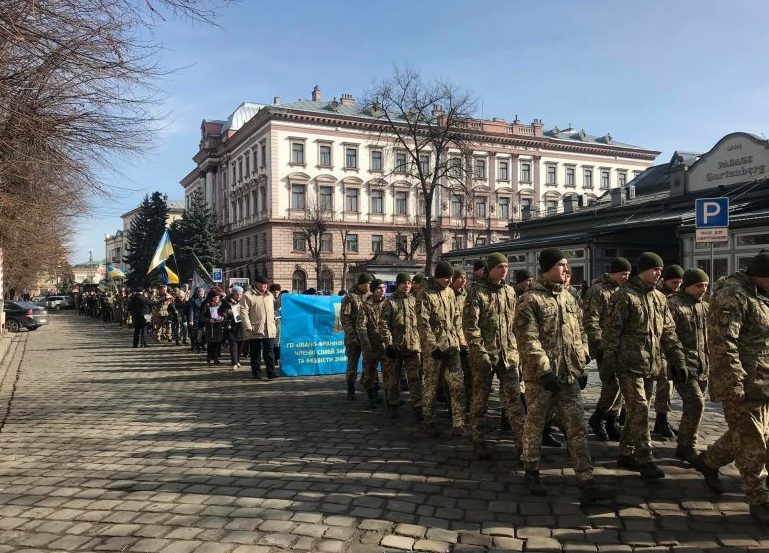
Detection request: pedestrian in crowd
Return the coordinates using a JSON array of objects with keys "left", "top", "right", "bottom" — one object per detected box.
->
[
  {"left": 357, "top": 278, "right": 387, "bottom": 408},
  {"left": 187, "top": 287, "right": 206, "bottom": 353},
  {"left": 241, "top": 275, "right": 278, "bottom": 380},
  {"left": 450, "top": 268, "right": 471, "bottom": 416},
  {"left": 513, "top": 248, "right": 614, "bottom": 504},
  {"left": 270, "top": 284, "right": 282, "bottom": 365},
  {"left": 653, "top": 263, "right": 685, "bottom": 438},
  {"left": 201, "top": 290, "right": 224, "bottom": 364},
  {"left": 340, "top": 272, "right": 372, "bottom": 399},
  {"left": 472, "top": 260, "right": 487, "bottom": 285},
  {"left": 152, "top": 285, "right": 172, "bottom": 342},
  {"left": 463, "top": 252, "right": 525, "bottom": 460},
  {"left": 221, "top": 286, "right": 245, "bottom": 370},
  {"left": 513, "top": 269, "right": 534, "bottom": 296},
  {"left": 692, "top": 252, "right": 769, "bottom": 523},
  {"left": 379, "top": 273, "right": 422, "bottom": 420},
  {"left": 603, "top": 252, "right": 687, "bottom": 479},
  {"left": 667, "top": 268, "right": 710, "bottom": 464},
  {"left": 168, "top": 290, "right": 183, "bottom": 345},
  {"left": 418, "top": 261, "right": 466, "bottom": 438},
  {"left": 583, "top": 257, "right": 632, "bottom": 442},
  {"left": 126, "top": 288, "right": 152, "bottom": 348}
]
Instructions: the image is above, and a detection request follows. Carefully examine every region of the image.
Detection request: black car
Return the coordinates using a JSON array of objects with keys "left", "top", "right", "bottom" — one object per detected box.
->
[{"left": 3, "top": 301, "right": 49, "bottom": 332}]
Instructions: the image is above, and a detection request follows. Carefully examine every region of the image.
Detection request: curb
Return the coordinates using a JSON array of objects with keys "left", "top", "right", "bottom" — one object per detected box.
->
[{"left": 0, "top": 332, "right": 27, "bottom": 431}]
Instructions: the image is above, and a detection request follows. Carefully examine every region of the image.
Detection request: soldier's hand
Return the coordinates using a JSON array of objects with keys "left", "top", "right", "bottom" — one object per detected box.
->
[
  {"left": 431, "top": 349, "right": 444, "bottom": 361},
  {"left": 577, "top": 373, "right": 588, "bottom": 390},
  {"left": 670, "top": 365, "right": 688, "bottom": 385},
  {"left": 540, "top": 371, "right": 558, "bottom": 393},
  {"left": 385, "top": 345, "right": 398, "bottom": 359},
  {"left": 459, "top": 345, "right": 468, "bottom": 359}
]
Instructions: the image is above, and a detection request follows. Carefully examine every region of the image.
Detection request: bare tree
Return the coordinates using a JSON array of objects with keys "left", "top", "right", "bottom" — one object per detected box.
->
[
  {"left": 393, "top": 217, "right": 427, "bottom": 260},
  {"left": 339, "top": 228, "right": 351, "bottom": 290},
  {"left": 362, "top": 66, "right": 477, "bottom": 274},
  {"left": 296, "top": 202, "right": 334, "bottom": 289}
]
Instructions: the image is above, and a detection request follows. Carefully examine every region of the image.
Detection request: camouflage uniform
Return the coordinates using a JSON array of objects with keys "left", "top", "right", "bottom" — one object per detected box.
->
[
  {"left": 667, "top": 290, "right": 709, "bottom": 456},
  {"left": 453, "top": 287, "right": 471, "bottom": 412},
  {"left": 463, "top": 277, "right": 524, "bottom": 449},
  {"left": 654, "top": 282, "right": 677, "bottom": 416},
  {"left": 418, "top": 281, "right": 466, "bottom": 429},
  {"left": 513, "top": 279, "right": 593, "bottom": 483},
  {"left": 152, "top": 292, "right": 172, "bottom": 341},
  {"left": 356, "top": 295, "right": 386, "bottom": 391},
  {"left": 379, "top": 291, "right": 422, "bottom": 411},
  {"left": 341, "top": 289, "right": 370, "bottom": 385},
  {"left": 701, "top": 272, "right": 769, "bottom": 505},
  {"left": 603, "top": 276, "right": 685, "bottom": 465},
  {"left": 583, "top": 274, "right": 623, "bottom": 415}
]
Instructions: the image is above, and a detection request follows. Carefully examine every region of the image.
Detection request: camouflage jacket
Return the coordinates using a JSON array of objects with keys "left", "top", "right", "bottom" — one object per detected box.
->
[
  {"left": 603, "top": 276, "right": 685, "bottom": 378},
  {"left": 463, "top": 278, "right": 519, "bottom": 368},
  {"left": 418, "top": 282, "right": 464, "bottom": 354},
  {"left": 356, "top": 295, "right": 387, "bottom": 355},
  {"left": 513, "top": 278, "right": 587, "bottom": 384},
  {"left": 668, "top": 291, "right": 709, "bottom": 380},
  {"left": 453, "top": 287, "right": 467, "bottom": 346},
  {"left": 340, "top": 289, "right": 370, "bottom": 346},
  {"left": 707, "top": 272, "right": 769, "bottom": 401},
  {"left": 379, "top": 291, "right": 420, "bottom": 353},
  {"left": 582, "top": 274, "right": 620, "bottom": 358}
]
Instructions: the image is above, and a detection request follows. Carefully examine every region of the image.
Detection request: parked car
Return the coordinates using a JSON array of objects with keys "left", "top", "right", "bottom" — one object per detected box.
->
[
  {"left": 3, "top": 301, "right": 49, "bottom": 332},
  {"left": 35, "top": 295, "right": 72, "bottom": 311}
]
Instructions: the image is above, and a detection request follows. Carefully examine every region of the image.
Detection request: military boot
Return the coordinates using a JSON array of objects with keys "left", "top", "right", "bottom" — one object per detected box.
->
[
  {"left": 690, "top": 453, "right": 725, "bottom": 494},
  {"left": 412, "top": 406, "right": 423, "bottom": 422},
  {"left": 500, "top": 409, "right": 512, "bottom": 433},
  {"left": 604, "top": 413, "right": 622, "bottom": 441},
  {"left": 373, "top": 381, "right": 384, "bottom": 404},
  {"left": 424, "top": 423, "right": 441, "bottom": 438},
  {"left": 588, "top": 408, "right": 609, "bottom": 441},
  {"left": 474, "top": 441, "right": 493, "bottom": 461},
  {"left": 653, "top": 412, "right": 676, "bottom": 438},
  {"left": 617, "top": 408, "right": 626, "bottom": 427},
  {"left": 542, "top": 428, "right": 562, "bottom": 447},
  {"left": 617, "top": 455, "right": 639, "bottom": 470},
  {"left": 366, "top": 389, "right": 377, "bottom": 409},
  {"left": 346, "top": 382, "right": 355, "bottom": 400},
  {"left": 523, "top": 470, "right": 547, "bottom": 496},
  {"left": 579, "top": 481, "right": 616, "bottom": 506},
  {"left": 388, "top": 404, "right": 399, "bottom": 419},
  {"left": 750, "top": 503, "right": 769, "bottom": 524},
  {"left": 639, "top": 462, "right": 665, "bottom": 480}
]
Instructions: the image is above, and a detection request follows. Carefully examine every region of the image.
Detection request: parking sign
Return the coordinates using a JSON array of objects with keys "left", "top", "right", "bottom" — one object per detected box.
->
[
  {"left": 211, "top": 268, "right": 223, "bottom": 283},
  {"left": 695, "top": 198, "right": 729, "bottom": 228}
]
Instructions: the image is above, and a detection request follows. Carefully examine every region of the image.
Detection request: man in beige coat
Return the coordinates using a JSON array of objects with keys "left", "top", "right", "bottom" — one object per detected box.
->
[{"left": 241, "top": 275, "right": 278, "bottom": 379}]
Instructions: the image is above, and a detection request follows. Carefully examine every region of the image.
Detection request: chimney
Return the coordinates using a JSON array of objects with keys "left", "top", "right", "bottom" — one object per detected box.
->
[
  {"left": 532, "top": 118, "right": 544, "bottom": 137},
  {"left": 610, "top": 187, "right": 624, "bottom": 207},
  {"left": 312, "top": 85, "right": 321, "bottom": 102},
  {"left": 273, "top": 96, "right": 281, "bottom": 106},
  {"left": 340, "top": 93, "right": 355, "bottom": 106}
]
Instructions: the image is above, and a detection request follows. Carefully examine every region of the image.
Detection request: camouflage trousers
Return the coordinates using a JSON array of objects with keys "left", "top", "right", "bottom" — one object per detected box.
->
[
  {"left": 422, "top": 351, "right": 465, "bottom": 428},
  {"left": 654, "top": 370, "right": 673, "bottom": 414},
  {"left": 597, "top": 359, "right": 623, "bottom": 415},
  {"left": 345, "top": 342, "right": 362, "bottom": 385},
  {"left": 469, "top": 353, "right": 524, "bottom": 448},
  {"left": 461, "top": 356, "right": 472, "bottom": 417},
  {"left": 153, "top": 315, "right": 170, "bottom": 341},
  {"left": 703, "top": 400, "right": 769, "bottom": 505},
  {"left": 617, "top": 373, "right": 655, "bottom": 463},
  {"left": 674, "top": 377, "right": 707, "bottom": 454},
  {"left": 521, "top": 379, "right": 593, "bottom": 483},
  {"left": 361, "top": 350, "right": 384, "bottom": 391},
  {"left": 382, "top": 351, "right": 422, "bottom": 409}
]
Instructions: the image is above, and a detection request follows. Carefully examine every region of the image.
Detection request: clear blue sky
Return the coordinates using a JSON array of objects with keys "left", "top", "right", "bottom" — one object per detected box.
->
[{"left": 73, "top": 0, "right": 769, "bottom": 263}]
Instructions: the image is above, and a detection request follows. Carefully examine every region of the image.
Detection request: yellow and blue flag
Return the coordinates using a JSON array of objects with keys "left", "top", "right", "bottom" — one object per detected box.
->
[
  {"left": 162, "top": 263, "right": 180, "bottom": 285},
  {"left": 107, "top": 264, "right": 126, "bottom": 278},
  {"left": 148, "top": 229, "right": 175, "bottom": 273}
]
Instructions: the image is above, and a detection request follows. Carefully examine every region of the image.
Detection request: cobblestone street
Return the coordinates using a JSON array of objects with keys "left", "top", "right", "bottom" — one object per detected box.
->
[{"left": 0, "top": 313, "right": 766, "bottom": 552}]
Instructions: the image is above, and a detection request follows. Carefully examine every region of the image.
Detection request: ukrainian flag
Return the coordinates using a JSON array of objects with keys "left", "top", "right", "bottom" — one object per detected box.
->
[
  {"left": 162, "top": 263, "right": 180, "bottom": 285},
  {"left": 107, "top": 264, "right": 126, "bottom": 279},
  {"left": 148, "top": 229, "right": 175, "bottom": 273}
]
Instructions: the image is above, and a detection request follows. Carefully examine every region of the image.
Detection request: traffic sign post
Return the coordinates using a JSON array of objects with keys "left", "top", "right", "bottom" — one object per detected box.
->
[{"left": 695, "top": 198, "right": 729, "bottom": 284}]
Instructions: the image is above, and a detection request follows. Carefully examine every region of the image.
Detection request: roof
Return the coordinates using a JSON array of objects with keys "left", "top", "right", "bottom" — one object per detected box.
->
[
  {"left": 543, "top": 126, "right": 645, "bottom": 150},
  {"left": 444, "top": 232, "right": 592, "bottom": 258},
  {"left": 223, "top": 102, "right": 265, "bottom": 133}
]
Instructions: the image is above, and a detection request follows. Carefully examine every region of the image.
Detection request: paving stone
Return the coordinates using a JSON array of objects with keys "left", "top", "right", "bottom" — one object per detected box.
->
[
  {"left": 381, "top": 534, "right": 416, "bottom": 550},
  {"left": 316, "top": 539, "right": 346, "bottom": 553},
  {"left": 492, "top": 536, "right": 525, "bottom": 550},
  {"left": 425, "top": 528, "right": 458, "bottom": 543},
  {"left": 524, "top": 536, "right": 562, "bottom": 551},
  {"left": 395, "top": 523, "right": 427, "bottom": 538},
  {"left": 413, "top": 539, "right": 451, "bottom": 552}
]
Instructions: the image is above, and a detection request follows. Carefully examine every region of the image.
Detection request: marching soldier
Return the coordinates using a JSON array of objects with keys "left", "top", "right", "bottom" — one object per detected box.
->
[
  {"left": 380, "top": 273, "right": 422, "bottom": 419},
  {"left": 583, "top": 257, "right": 632, "bottom": 442},
  {"left": 357, "top": 278, "right": 387, "bottom": 408},
  {"left": 603, "top": 252, "right": 687, "bottom": 480},
  {"left": 513, "top": 269, "right": 534, "bottom": 296},
  {"left": 513, "top": 248, "right": 614, "bottom": 504},
  {"left": 418, "top": 261, "right": 466, "bottom": 437},
  {"left": 692, "top": 253, "right": 769, "bottom": 523},
  {"left": 340, "top": 272, "right": 372, "bottom": 399},
  {"left": 464, "top": 252, "right": 525, "bottom": 459},
  {"left": 451, "top": 269, "right": 471, "bottom": 414}
]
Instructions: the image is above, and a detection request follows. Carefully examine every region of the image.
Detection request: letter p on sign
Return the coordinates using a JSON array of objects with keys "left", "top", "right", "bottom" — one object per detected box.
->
[{"left": 695, "top": 198, "right": 729, "bottom": 228}]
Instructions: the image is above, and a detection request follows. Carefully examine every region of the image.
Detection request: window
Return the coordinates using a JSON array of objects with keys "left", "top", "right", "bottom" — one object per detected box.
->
[
  {"left": 583, "top": 168, "right": 593, "bottom": 188},
  {"left": 498, "top": 197, "right": 510, "bottom": 219},
  {"left": 321, "top": 232, "right": 333, "bottom": 252},
  {"left": 245, "top": 156, "right": 250, "bottom": 175},
  {"left": 252, "top": 149, "right": 258, "bottom": 171},
  {"left": 259, "top": 188, "right": 267, "bottom": 213},
  {"left": 736, "top": 232, "right": 769, "bottom": 247},
  {"left": 346, "top": 233, "right": 359, "bottom": 253},
  {"left": 476, "top": 236, "right": 487, "bottom": 246},
  {"left": 371, "top": 150, "right": 383, "bottom": 172},
  {"left": 474, "top": 158, "right": 486, "bottom": 179},
  {"left": 291, "top": 184, "right": 306, "bottom": 209},
  {"left": 396, "top": 234, "right": 407, "bottom": 252},
  {"left": 451, "top": 194, "right": 463, "bottom": 217},
  {"left": 345, "top": 188, "right": 359, "bottom": 212},
  {"left": 319, "top": 270, "right": 334, "bottom": 295},
  {"left": 293, "top": 232, "right": 306, "bottom": 251},
  {"left": 618, "top": 171, "right": 627, "bottom": 187},
  {"left": 319, "top": 144, "right": 332, "bottom": 167},
  {"left": 419, "top": 154, "right": 430, "bottom": 174},
  {"left": 291, "top": 142, "right": 305, "bottom": 165},
  {"left": 232, "top": 165, "right": 236, "bottom": 184},
  {"left": 451, "top": 236, "right": 464, "bottom": 250},
  {"left": 246, "top": 236, "right": 251, "bottom": 256},
  {"left": 255, "top": 233, "right": 261, "bottom": 255},
  {"left": 345, "top": 147, "right": 358, "bottom": 169},
  {"left": 395, "top": 152, "right": 407, "bottom": 173},
  {"left": 238, "top": 159, "right": 243, "bottom": 180},
  {"left": 372, "top": 235, "right": 383, "bottom": 252},
  {"left": 232, "top": 240, "right": 238, "bottom": 259},
  {"left": 417, "top": 194, "right": 425, "bottom": 216},
  {"left": 370, "top": 189, "right": 383, "bottom": 214},
  {"left": 292, "top": 270, "right": 307, "bottom": 293},
  {"left": 319, "top": 186, "right": 333, "bottom": 211},
  {"left": 499, "top": 161, "right": 509, "bottom": 181},
  {"left": 474, "top": 196, "right": 487, "bottom": 218},
  {"left": 565, "top": 166, "right": 576, "bottom": 187},
  {"left": 521, "top": 162, "right": 531, "bottom": 182},
  {"left": 395, "top": 191, "right": 408, "bottom": 215},
  {"left": 260, "top": 142, "right": 267, "bottom": 168},
  {"left": 521, "top": 198, "right": 532, "bottom": 211},
  {"left": 601, "top": 170, "right": 610, "bottom": 189},
  {"left": 546, "top": 165, "right": 557, "bottom": 185},
  {"left": 546, "top": 200, "right": 558, "bottom": 214},
  {"left": 449, "top": 157, "right": 462, "bottom": 178}
]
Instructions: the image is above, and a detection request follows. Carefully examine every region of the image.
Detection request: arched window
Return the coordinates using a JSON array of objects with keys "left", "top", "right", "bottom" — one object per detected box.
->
[
  {"left": 319, "top": 269, "right": 334, "bottom": 295},
  {"left": 292, "top": 270, "right": 307, "bottom": 293}
]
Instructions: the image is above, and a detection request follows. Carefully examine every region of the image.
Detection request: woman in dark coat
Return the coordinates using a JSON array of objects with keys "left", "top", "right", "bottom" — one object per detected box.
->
[
  {"left": 187, "top": 287, "right": 206, "bottom": 353},
  {"left": 126, "top": 289, "right": 152, "bottom": 348},
  {"left": 219, "top": 286, "right": 245, "bottom": 370},
  {"left": 201, "top": 291, "right": 224, "bottom": 364}
]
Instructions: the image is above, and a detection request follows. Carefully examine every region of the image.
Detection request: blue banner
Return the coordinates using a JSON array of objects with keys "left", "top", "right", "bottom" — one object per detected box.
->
[{"left": 280, "top": 295, "right": 349, "bottom": 376}]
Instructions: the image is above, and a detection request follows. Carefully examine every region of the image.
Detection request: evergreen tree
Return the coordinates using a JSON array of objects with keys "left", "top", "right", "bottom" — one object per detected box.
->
[
  {"left": 171, "top": 189, "right": 220, "bottom": 282},
  {"left": 124, "top": 192, "right": 169, "bottom": 289}
]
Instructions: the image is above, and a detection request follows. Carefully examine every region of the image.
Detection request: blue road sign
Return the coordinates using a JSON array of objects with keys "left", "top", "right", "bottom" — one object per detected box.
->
[
  {"left": 695, "top": 198, "right": 729, "bottom": 228},
  {"left": 211, "top": 268, "right": 223, "bottom": 283}
]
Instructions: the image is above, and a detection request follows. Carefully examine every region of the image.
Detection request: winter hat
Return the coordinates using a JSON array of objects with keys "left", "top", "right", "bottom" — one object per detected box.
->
[
  {"left": 370, "top": 278, "right": 384, "bottom": 290},
  {"left": 231, "top": 285, "right": 244, "bottom": 295},
  {"left": 539, "top": 248, "right": 566, "bottom": 272},
  {"left": 255, "top": 275, "right": 269, "bottom": 284},
  {"left": 434, "top": 261, "right": 453, "bottom": 279},
  {"left": 662, "top": 264, "right": 685, "bottom": 281},
  {"left": 486, "top": 252, "right": 507, "bottom": 272},
  {"left": 746, "top": 252, "right": 769, "bottom": 277},
  {"left": 608, "top": 257, "right": 632, "bottom": 274},
  {"left": 514, "top": 269, "right": 533, "bottom": 283},
  {"left": 356, "top": 272, "right": 373, "bottom": 285},
  {"left": 412, "top": 272, "right": 426, "bottom": 284},
  {"left": 636, "top": 252, "right": 664, "bottom": 274},
  {"left": 452, "top": 268, "right": 466, "bottom": 280},
  {"left": 473, "top": 260, "right": 487, "bottom": 272},
  {"left": 396, "top": 272, "right": 411, "bottom": 285},
  {"left": 682, "top": 268, "right": 709, "bottom": 289}
]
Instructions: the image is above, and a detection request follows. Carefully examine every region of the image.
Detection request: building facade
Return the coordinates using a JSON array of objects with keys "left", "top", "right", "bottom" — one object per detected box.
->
[{"left": 180, "top": 87, "right": 657, "bottom": 292}]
